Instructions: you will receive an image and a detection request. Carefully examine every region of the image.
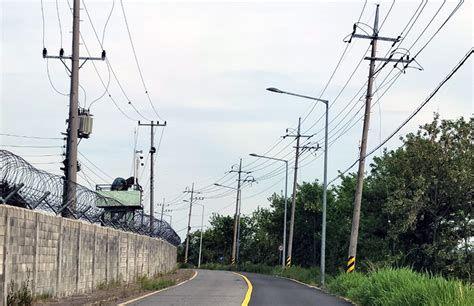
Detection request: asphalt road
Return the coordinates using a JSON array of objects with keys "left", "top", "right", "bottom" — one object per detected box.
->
[
  {"left": 242, "top": 272, "right": 352, "bottom": 306},
  {"left": 124, "top": 269, "right": 247, "bottom": 306},
  {"left": 123, "top": 269, "right": 351, "bottom": 306}
]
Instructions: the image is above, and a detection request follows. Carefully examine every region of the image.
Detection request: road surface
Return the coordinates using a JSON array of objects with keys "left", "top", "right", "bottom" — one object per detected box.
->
[
  {"left": 123, "top": 269, "right": 351, "bottom": 306},
  {"left": 123, "top": 269, "right": 247, "bottom": 306},
  {"left": 242, "top": 272, "right": 351, "bottom": 306}
]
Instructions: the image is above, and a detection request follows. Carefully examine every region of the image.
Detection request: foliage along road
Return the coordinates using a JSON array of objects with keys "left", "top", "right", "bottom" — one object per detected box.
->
[{"left": 121, "top": 269, "right": 351, "bottom": 306}]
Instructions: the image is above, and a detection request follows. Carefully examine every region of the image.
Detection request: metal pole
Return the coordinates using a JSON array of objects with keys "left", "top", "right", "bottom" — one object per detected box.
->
[
  {"left": 184, "top": 183, "right": 194, "bottom": 264},
  {"left": 150, "top": 122, "right": 155, "bottom": 234},
  {"left": 283, "top": 161, "right": 288, "bottom": 269},
  {"left": 287, "top": 117, "right": 301, "bottom": 267},
  {"left": 231, "top": 159, "right": 242, "bottom": 265},
  {"left": 198, "top": 205, "right": 204, "bottom": 268},
  {"left": 63, "top": 0, "right": 80, "bottom": 215},
  {"left": 321, "top": 101, "right": 329, "bottom": 284},
  {"left": 348, "top": 5, "right": 379, "bottom": 272}
]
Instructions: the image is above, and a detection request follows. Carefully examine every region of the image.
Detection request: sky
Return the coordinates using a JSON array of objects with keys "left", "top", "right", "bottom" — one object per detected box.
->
[{"left": 1, "top": 0, "right": 472, "bottom": 241}]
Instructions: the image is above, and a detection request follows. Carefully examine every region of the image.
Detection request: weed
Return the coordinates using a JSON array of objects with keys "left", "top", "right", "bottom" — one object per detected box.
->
[{"left": 7, "top": 269, "right": 33, "bottom": 306}]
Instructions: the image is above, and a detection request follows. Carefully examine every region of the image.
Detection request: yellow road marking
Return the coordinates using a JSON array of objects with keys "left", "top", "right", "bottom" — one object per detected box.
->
[
  {"left": 233, "top": 272, "right": 253, "bottom": 306},
  {"left": 118, "top": 270, "right": 198, "bottom": 305}
]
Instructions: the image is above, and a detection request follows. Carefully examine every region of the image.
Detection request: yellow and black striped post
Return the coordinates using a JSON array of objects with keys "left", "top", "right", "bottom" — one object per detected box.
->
[
  {"left": 346, "top": 256, "right": 355, "bottom": 273},
  {"left": 286, "top": 256, "right": 291, "bottom": 268},
  {"left": 231, "top": 257, "right": 236, "bottom": 265}
]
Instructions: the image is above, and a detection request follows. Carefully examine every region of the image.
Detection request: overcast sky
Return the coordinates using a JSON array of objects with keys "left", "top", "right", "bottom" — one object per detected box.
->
[{"left": 1, "top": 0, "right": 472, "bottom": 240}]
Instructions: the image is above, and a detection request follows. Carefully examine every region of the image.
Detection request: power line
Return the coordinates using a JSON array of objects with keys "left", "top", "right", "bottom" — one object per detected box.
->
[
  {"left": 0, "top": 144, "right": 64, "bottom": 148},
  {"left": 0, "top": 133, "right": 63, "bottom": 140},
  {"left": 55, "top": 0, "right": 63, "bottom": 48},
  {"left": 78, "top": 151, "right": 115, "bottom": 181},
  {"left": 329, "top": 47, "right": 472, "bottom": 185},
  {"left": 119, "top": 0, "right": 164, "bottom": 121}
]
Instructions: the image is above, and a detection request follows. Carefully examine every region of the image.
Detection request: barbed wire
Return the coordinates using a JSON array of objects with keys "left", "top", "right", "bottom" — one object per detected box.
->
[{"left": 0, "top": 150, "right": 180, "bottom": 246}]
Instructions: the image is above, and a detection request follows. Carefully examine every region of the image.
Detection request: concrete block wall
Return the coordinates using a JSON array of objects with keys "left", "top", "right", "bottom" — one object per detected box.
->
[{"left": 0, "top": 205, "right": 177, "bottom": 305}]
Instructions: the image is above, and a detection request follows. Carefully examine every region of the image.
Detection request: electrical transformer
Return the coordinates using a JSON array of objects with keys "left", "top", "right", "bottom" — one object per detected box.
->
[{"left": 78, "top": 108, "right": 93, "bottom": 139}]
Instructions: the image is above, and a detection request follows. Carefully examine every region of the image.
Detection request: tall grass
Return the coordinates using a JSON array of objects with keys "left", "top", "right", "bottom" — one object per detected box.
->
[{"left": 328, "top": 267, "right": 474, "bottom": 306}]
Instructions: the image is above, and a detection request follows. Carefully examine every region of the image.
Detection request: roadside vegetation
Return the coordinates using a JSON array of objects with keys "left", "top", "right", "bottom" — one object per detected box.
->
[
  {"left": 329, "top": 267, "right": 474, "bottom": 306},
  {"left": 199, "top": 263, "right": 474, "bottom": 305},
  {"left": 181, "top": 115, "right": 473, "bottom": 304}
]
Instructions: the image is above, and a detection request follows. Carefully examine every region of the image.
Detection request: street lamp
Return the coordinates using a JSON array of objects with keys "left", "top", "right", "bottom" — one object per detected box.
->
[
  {"left": 194, "top": 203, "right": 205, "bottom": 268},
  {"left": 267, "top": 87, "right": 329, "bottom": 285},
  {"left": 249, "top": 153, "right": 289, "bottom": 269}
]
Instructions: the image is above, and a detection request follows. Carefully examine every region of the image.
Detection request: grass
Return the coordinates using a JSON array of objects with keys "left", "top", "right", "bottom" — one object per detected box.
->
[
  {"left": 328, "top": 267, "right": 474, "bottom": 306},
  {"left": 138, "top": 275, "right": 176, "bottom": 291}
]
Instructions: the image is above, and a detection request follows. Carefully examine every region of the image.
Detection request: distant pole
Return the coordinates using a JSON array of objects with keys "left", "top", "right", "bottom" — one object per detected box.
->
[
  {"left": 160, "top": 198, "right": 165, "bottom": 223},
  {"left": 150, "top": 122, "right": 155, "bottom": 233},
  {"left": 63, "top": 0, "right": 81, "bottom": 214},
  {"left": 287, "top": 118, "right": 301, "bottom": 268},
  {"left": 138, "top": 120, "right": 166, "bottom": 235},
  {"left": 231, "top": 159, "right": 242, "bottom": 265},
  {"left": 198, "top": 204, "right": 205, "bottom": 268},
  {"left": 184, "top": 183, "right": 194, "bottom": 264}
]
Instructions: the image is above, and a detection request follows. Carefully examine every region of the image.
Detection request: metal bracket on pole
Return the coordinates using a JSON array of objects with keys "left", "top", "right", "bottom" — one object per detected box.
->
[
  {"left": 0, "top": 183, "right": 24, "bottom": 204},
  {"left": 76, "top": 205, "right": 93, "bottom": 221},
  {"left": 30, "top": 191, "right": 51, "bottom": 209}
]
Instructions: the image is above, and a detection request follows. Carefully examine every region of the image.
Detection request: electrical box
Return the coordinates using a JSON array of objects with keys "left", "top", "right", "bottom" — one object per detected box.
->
[{"left": 78, "top": 108, "right": 93, "bottom": 139}]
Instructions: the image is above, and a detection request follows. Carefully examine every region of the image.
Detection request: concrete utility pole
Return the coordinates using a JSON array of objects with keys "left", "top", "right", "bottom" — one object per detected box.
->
[
  {"left": 183, "top": 184, "right": 203, "bottom": 264},
  {"left": 63, "top": 0, "right": 81, "bottom": 214},
  {"left": 184, "top": 183, "right": 194, "bottom": 264},
  {"left": 347, "top": 4, "right": 407, "bottom": 273},
  {"left": 138, "top": 121, "right": 166, "bottom": 234},
  {"left": 43, "top": 0, "right": 105, "bottom": 215},
  {"left": 227, "top": 159, "right": 255, "bottom": 265},
  {"left": 231, "top": 159, "right": 243, "bottom": 265},
  {"left": 283, "top": 118, "right": 315, "bottom": 267}
]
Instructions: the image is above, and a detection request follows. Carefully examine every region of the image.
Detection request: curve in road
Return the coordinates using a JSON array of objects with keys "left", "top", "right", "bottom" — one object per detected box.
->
[
  {"left": 123, "top": 269, "right": 248, "bottom": 306},
  {"left": 241, "top": 272, "right": 352, "bottom": 306}
]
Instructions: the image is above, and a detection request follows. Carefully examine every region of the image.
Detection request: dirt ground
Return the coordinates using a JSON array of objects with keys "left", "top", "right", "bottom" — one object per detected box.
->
[{"left": 34, "top": 269, "right": 195, "bottom": 306}]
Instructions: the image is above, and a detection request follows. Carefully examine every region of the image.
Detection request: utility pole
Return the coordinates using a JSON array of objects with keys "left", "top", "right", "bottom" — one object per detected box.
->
[
  {"left": 347, "top": 4, "right": 408, "bottom": 273},
  {"left": 43, "top": 0, "right": 104, "bottom": 215},
  {"left": 228, "top": 159, "right": 255, "bottom": 265},
  {"left": 138, "top": 121, "right": 166, "bottom": 234},
  {"left": 160, "top": 198, "right": 166, "bottom": 222},
  {"left": 284, "top": 117, "right": 317, "bottom": 267},
  {"left": 183, "top": 184, "right": 203, "bottom": 264}
]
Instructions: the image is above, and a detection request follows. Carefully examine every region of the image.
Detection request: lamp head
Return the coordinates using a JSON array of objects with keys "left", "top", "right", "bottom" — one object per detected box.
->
[{"left": 266, "top": 87, "right": 284, "bottom": 93}]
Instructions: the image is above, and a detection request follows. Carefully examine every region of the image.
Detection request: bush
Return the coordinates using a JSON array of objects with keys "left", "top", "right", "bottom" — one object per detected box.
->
[{"left": 328, "top": 267, "right": 474, "bottom": 306}]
